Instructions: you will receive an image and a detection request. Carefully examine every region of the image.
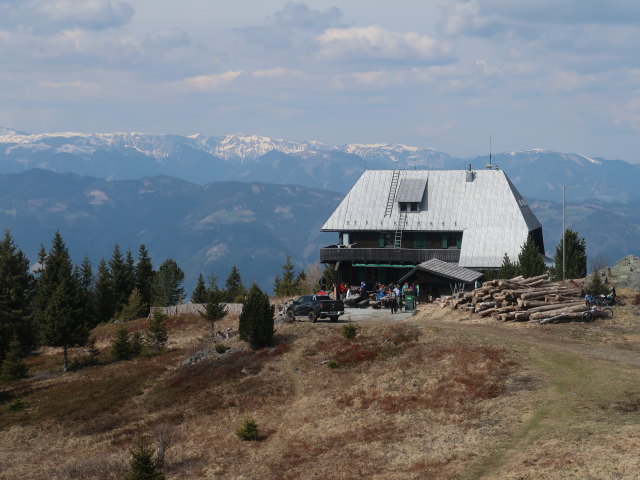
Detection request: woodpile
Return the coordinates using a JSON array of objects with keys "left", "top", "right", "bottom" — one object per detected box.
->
[{"left": 439, "top": 274, "right": 588, "bottom": 324}]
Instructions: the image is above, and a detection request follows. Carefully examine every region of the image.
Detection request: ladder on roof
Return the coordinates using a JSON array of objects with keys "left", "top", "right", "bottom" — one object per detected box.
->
[
  {"left": 394, "top": 210, "right": 407, "bottom": 248},
  {"left": 384, "top": 170, "right": 401, "bottom": 217}
]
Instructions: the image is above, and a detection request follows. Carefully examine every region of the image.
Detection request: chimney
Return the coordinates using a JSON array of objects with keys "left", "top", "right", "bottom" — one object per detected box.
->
[{"left": 466, "top": 164, "right": 474, "bottom": 182}]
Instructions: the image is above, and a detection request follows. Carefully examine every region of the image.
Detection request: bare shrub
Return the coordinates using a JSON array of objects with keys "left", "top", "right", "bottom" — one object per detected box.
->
[
  {"left": 56, "top": 453, "right": 127, "bottom": 480},
  {"left": 153, "top": 423, "right": 180, "bottom": 469}
]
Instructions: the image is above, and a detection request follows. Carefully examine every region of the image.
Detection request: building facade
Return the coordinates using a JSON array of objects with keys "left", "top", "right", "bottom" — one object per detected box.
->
[{"left": 320, "top": 168, "right": 544, "bottom": 289}]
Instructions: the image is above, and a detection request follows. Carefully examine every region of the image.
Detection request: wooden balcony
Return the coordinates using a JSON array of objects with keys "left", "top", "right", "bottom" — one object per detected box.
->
[{"left": 320, "top": 247, "right": 460, "bottom": 264}]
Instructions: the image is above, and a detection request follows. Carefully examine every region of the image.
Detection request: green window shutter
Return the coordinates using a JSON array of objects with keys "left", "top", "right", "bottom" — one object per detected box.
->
[
  {"left": 378, "top": 234, "right": 385, "bottom": 247},
  {"left": 441, "top": 235, "right": 447, "bottom": 249},
  {"left": 415, "top": 234, "right": 426, "bottom": 249},
  {"left": 456, "top": 235, "right": 462, "bottom": 248}
]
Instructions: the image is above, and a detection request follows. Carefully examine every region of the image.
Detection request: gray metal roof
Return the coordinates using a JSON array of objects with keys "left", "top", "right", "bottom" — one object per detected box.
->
[
  {"left": 399, "top": 258, "right": 483, "bottom": 284},
  {"left": 395, "top": 178, "right": 427, "bottom": 203},
  {"left": 321, "top": 169, "right": 543, "bottom": 269}
]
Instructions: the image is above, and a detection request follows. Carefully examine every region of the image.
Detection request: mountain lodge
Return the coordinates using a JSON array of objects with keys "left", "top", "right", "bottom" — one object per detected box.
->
[{"left": 320, "top": 168, "right": 545, "bottom": 296}]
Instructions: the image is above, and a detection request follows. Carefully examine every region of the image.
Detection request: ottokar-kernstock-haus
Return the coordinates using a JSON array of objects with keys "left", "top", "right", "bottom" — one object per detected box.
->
[{"left": 320, "top": 168, "right": 545, "bottom": 296}]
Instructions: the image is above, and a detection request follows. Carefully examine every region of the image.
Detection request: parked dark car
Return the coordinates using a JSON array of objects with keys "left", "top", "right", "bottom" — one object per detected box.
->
[{"left": 285, "top": 294, "right": 344, "bottom": 323}]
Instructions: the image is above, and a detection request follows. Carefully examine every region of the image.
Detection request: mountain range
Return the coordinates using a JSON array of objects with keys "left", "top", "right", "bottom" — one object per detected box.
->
[
  {"left": 1, "top": 128, "right": 639, "bottom": 290},
  {"left": 0, "top": 169, "right": 340, "bottom": 293},
  {"left": 3, "top": 128, "right": 639, "bottom": 203}
]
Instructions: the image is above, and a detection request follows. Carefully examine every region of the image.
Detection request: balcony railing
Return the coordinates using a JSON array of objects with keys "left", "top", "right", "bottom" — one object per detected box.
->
[{"left": 319, "top": 247, "right": 460, "bottom": 264}]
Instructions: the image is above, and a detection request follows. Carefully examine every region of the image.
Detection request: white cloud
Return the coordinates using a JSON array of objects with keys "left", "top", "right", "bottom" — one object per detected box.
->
[
  {"left": 317, "top": 26, "right": 454, "bottom": 65},
  {"left": 179, "top": 71, "right": 244, "bottom": 91}
]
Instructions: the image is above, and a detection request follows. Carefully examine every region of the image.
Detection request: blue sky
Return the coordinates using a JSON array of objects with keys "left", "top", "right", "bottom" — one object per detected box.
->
[{"left": 1, "top": 0, "right": 640, "bottom": 161}]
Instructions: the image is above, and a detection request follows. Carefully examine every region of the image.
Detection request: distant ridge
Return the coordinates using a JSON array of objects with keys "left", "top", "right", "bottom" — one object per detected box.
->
[{"left": 0, "top": 128, "right": 638, "bottom": 202}]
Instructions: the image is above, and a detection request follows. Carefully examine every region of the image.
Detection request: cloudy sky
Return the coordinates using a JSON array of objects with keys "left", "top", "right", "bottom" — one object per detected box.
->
[{"left": 1, "top": 0, "right": 640, "bottom": 161}]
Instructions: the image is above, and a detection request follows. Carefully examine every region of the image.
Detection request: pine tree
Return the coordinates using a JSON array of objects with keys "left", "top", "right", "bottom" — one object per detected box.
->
[
  {"left": 130, "top": 331, "right": 143, "bottom": 357},
  {"left": 0, "top": 231, "right": 36, "bottom": 361},
  {"left": 35, "top": 232, "right": 88, "bottom": 372},
  {"left": 191, "top": 273, "right": 208, "bottom": 303},
  {"left": 124, "top": 432, "right": 165, "bottom": 480},
  {"left": 95, "top": 258, "right": 115, "bottom": 323},
  {"left": 110, "top": 244, "right": 131, "bottom": 315},
  {"left": 224, "top": 266, "right": 246, "bottom": 303},
  {"left": 117, "top": 288, "right": 148, "bottom": 321},
  {"left": 552, "top": 229, "right": 587, "bottom": 280},
  {"left": 147, "top": 311, "right": 168, "bottom": 353},
  {"left": 0, "top": 335, "right": 28, "bottom": 382},
  {"left": 585, "top": 271, "right": 609, "bottom": 296},
  {"left": 201, "top": 289, "right": 226, "bottom": 334},
  {"left": 111, "top": 324, "right": 133, "bottom": 361},
  {"left": 135, "top": 245, "right": 155, "bottom": 308},
  {"left": 77, "top": 255, "right": 98, "bottom": 329},
  {"left": 238, "top": 283, "right": 274, "bottom": 350},
  {"left": 498, "top": 253, "right": 518, "bottom": 280},
  {"left": 274, "top": 255, "right": 298, "bottom": 297},
  {"left": 152, "top": 259, "right": 185, "bottom": 307},
  {"left": 516, "top": 235, "right": 546, "bottom": 278}
]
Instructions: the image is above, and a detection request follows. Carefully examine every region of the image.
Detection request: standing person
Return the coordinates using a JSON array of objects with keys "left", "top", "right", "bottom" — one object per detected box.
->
[
  {"left": 339, "top": 282, "right": 346, "bottom": 299},
  {"left": 416, "top": 283, "right": 421, "bottom": 304},
  {"left": 394, "top": 284, "right": 401, "bottom": 309},
  {"left": 390, "top": 286, "right": 398, "bottom": 314},
  {"left": 360, "top": 281, "right": 367, "bottom": 299}
]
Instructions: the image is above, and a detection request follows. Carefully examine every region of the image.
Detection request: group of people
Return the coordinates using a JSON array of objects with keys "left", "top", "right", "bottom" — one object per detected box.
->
[{"left": 327, "top": 280, "right": 419, "bottom": 314}]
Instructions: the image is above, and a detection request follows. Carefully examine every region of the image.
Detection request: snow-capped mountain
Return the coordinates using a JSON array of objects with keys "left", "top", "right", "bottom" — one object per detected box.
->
[{"left": 0, "top": 128, "right": 638, "bottom": 202}]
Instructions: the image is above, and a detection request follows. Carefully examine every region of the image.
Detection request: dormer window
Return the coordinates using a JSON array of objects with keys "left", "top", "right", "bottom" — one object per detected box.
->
[
  {"left": 399, "top": 202, "right": 420, "bottom": 212},
  {"left": 396, "top": 178, "right": 427, "bottom": 213}
]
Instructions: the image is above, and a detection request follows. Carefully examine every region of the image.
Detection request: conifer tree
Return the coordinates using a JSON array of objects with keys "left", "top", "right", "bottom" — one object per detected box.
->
[
  {"left": 274, "top": 255, "right": 298, "bottom": 297},
  {"left": 130, "top": 331, "right": 143, "bottom": 357},
  {"left": 552, "top": 229, "right": 587, "bottom": 280},
  {"left": 201, "top": 289, "right": 226, "bottom": 334},
  {"left": 35, "top": 232, "right": 88, "bottom": 372},
  {"left": 191, "top": 273, "right": 208, "bottom": 303},
  {"left": 135, "top": 244, "right": 155, "bottom": 308},
  {"left": 125, "top": 433, "right": 165, "bottom": 480},
  {"left": 152, "top": 259, "right": 185, "bottom": 307},
  {"left": 110, "top": 244, "right": 131, "bottom": 315},
  {"left": 147, "top": 311, "right": 168, "bottom": 353},
  {"left": 516, "top": 235, "right": 546, "bottom": 278},
  {"left": 498, "top": 253, "right": 518, "bottom": 280},
  {"left": 238, "top": 283, "right": 274, "bottom": 350},
  {"left": 0, "top": 335, "right": 28, "bottom": 382},
  {"left": 0, "top": 231, "right": 35, "bottom": 360},
  {"left": 117, "top": 288, "right": 148, "bottom": 321},
  {"left": 95, "top": 258, "right": 115, "bottom": 323},
  {"left": 111, "top": 324, "right": 133, "bottom": 361},
  {"left": 77, "top": 255, "right": 98, "bottom": 328},
  {"left": 224, "top": 266, "right": 246, "bottom": 303}
]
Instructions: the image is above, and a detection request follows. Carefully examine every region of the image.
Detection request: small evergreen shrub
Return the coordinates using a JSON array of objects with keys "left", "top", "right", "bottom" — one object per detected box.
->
[
  {"left": 342, "top": 324, "right": 358, "bottom": 339},
  {"left": 0, "top": 337, "right": 28, "bottom": 382},
  {"left": 235, "top": 416, "right": 260, "bottom": 441},
  {"left": 124, "top": 432, "right": 164, "bottom": 480},
  {"left": 584, "top": 272, "right": 609, "bottom": 296},
  {"left": 7, "top": 398, "right": 27, "bottom": 412},
  {"left": 147, "top": 311, "right": 168, "bottom": 353},
  {"left": 327, "top": 359, "right": 339, "bottom": 369},
  {"left": 214, "top": 343, "right": 228, "bottom": 354},
  {"left": 111, "top": 324, "right": 133, "bottom": 361}
]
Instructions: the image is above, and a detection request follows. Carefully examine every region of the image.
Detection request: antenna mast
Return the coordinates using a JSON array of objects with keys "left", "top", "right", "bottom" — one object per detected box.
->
[{"left": 486, "top": 135, "right": 493, "bottom": 169}]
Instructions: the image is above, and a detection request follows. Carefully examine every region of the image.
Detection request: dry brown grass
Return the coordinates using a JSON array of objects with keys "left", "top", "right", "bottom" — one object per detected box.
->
[
  {"left": 0, "top": 313, "right": 532, "bottom": 480},
  {"left": 5, "top": 305, "right": 640, "bottom": 479}
]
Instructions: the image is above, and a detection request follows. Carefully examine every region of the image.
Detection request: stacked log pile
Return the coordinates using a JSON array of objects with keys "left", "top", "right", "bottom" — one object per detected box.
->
[{"left": 439, "top": 274, "right": 587, "bottom": 324}]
